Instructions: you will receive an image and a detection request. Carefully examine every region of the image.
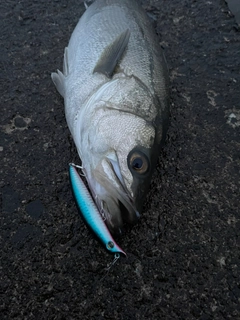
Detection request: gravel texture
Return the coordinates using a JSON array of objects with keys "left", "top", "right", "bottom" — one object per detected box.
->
[{"left": 1, "top": 0, "right": 239, "bottom": 319}]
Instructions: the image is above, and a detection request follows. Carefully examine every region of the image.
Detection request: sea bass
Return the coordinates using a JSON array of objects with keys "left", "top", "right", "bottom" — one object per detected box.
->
[{"left": 52, "top": 0, "right": 169, "bottom": 234}]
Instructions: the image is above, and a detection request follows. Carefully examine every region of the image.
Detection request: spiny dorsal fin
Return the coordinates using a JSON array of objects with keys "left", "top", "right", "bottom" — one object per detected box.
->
[{"left": 93, "top": 29, "right": 130, "bottom": 78}]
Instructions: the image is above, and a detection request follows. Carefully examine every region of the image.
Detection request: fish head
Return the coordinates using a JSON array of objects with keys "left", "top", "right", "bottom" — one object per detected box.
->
[{"left": 75, "top": 77, "right": 163, "bottom": 234}]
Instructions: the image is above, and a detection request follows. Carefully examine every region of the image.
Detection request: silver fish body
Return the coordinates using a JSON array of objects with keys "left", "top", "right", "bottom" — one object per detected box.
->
[{"left": 52, "top": 0, "right": 169, "bottom": 234}]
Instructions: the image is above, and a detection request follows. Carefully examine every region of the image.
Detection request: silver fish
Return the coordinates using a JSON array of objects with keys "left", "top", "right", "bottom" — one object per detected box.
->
[{"left": 51, "top": 0, "right": 169, "bottom": 234}]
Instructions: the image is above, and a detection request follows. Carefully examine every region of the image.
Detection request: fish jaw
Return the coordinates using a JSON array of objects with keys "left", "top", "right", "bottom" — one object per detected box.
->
[
  {"left": 82, "top": 144, "right": 159, "bottom": 235},
  {"left": 83, "top": 155, "right": 140, "bottom": 235}
]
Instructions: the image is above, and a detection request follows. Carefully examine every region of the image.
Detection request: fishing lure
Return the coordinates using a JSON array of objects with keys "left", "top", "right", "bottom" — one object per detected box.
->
[{"left": 69, "top": 163, "right": 126, "bottom": 256}]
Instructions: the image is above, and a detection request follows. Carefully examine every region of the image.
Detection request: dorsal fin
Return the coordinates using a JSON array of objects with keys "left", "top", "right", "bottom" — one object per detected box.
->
[{"left": 93, "top": 29, "right": 130, "bottom": 78}]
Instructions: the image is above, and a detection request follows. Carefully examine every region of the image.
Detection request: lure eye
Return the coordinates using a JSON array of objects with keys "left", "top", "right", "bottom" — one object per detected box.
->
[
  {"left": 128, "top": 151, "right": 149, "bottom": 174},
  {"left": 106, "top": 241, "right": 114, "bottom": 250}
]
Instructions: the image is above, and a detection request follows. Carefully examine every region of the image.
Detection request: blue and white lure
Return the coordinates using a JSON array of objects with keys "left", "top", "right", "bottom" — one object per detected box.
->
[{"left": 69, "top": 163, "right": 126, "bottom": 257}]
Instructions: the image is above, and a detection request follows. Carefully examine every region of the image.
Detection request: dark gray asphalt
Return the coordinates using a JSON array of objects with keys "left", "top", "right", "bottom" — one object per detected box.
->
[{"left": 1, "top": 0, "right": 240, "bottom": 319}]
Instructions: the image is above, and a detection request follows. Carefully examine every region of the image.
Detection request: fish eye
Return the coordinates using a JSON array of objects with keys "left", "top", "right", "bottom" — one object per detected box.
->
[{"left": 128, "top": 151, "right": 149, "bottom": 174}]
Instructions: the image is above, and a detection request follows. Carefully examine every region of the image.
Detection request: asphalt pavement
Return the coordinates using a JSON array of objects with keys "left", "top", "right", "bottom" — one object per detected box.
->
[{"left": 0, "top": 0, "right": 239, "bottom": 319}]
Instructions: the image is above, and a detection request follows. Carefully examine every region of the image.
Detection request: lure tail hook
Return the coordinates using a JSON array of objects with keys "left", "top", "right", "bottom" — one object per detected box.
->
[{"left": 101, "top": 253, "right": 121, "bottom": 281}]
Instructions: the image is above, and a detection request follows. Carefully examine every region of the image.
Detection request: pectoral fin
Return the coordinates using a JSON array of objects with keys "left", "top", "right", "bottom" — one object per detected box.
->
[{"left": 93, "top": 29, "right": 130, "bottom": 78}]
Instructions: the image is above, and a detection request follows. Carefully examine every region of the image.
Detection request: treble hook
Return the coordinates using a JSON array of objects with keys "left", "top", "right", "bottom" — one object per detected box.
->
[
  {"left": 106, "top": 253, "right": 120, "bottom": 271},
  {"left": 101, "top": 253, "right": 121, "bottom": 281}
]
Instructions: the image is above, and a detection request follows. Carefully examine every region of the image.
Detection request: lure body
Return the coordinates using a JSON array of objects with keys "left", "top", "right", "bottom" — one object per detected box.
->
[{"left": 69, "top": 164, "right": 126, "bottom": 255}]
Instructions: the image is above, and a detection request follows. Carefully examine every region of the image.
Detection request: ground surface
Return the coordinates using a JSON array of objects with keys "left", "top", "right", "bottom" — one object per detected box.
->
[{"left": 0, "top": 0, "right": 240, "bottom": 319}]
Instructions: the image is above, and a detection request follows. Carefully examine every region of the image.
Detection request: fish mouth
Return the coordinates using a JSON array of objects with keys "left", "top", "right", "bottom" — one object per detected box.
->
[
  {"left": 101, "top": 191, "right": 140, "bottom": 235},
  {"left": 85, "top": 155, "right": 140, "bottom": 235}
]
